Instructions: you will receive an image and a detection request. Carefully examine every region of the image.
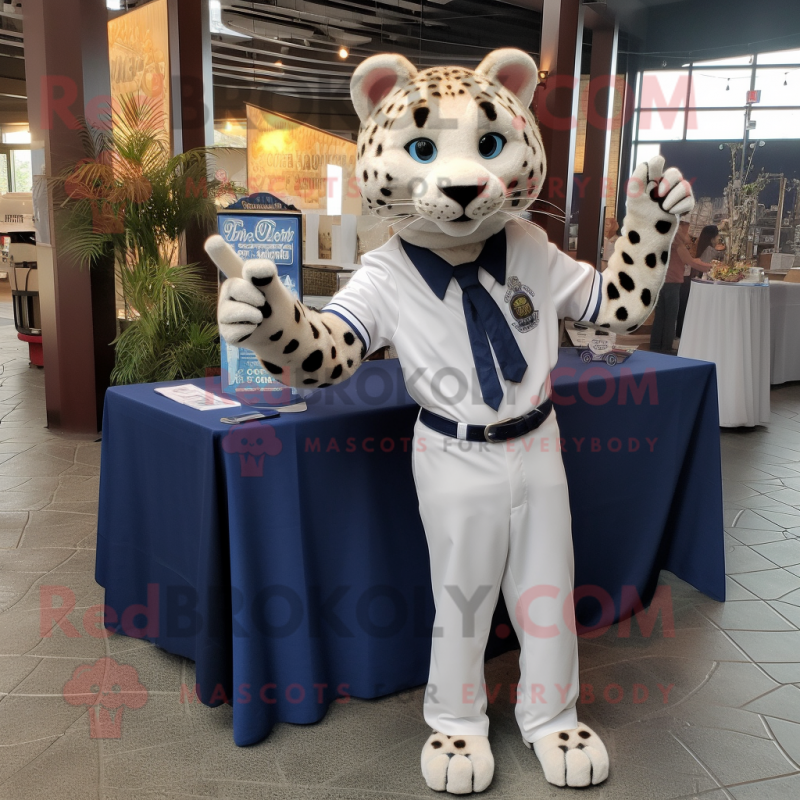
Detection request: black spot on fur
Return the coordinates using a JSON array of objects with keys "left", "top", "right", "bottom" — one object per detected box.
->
[
  {"left": 252, "top": 275, "right": 273, "bottom": 287},
  {"left": 656, "top": 219, "right": 672, "bottom": 234},
  {"left": 343, "top": 332, "right": 355, "bottom": 346},
  {"left": 331, "top": 346, "right": 337, "bottom": 359},
  {"left": 318, "top": 383, "right": 331, "bottom": 388},
  {"left": 236, "top": 333, "right": 251, "bottom": 343},
  {"left": 479, "top": 101, "right": 497, "bottom": 121},
  {"left": 264, "top": 361, "right": 282, "bottom": 375},
  {"left": 641, "top": 288, "right": 652, "bottom": 306},
  {"left": 627, "top": 325, "right": 638, "bottom": 332},
  {"left": 330, "top": 364, "right": 343, "bottom": 380},
  {"left": 360, "top": 345, "right": 366, "bottom": 359},
  {"left": 559, "top": 733, "right": 569, "bottom": 741},
  {"left": 269, "top": 330, "right": 283, "bottom": 341},
  {"left": 283, "top": 340, "right": 299, "bottom": 354},
  {"left": 645, "top": 253, "right": 657, "bottom": 268},
  {"left": 376, "top": 144, "right": 382, "bottom": 156},
  {"left": 380, "top": 188, "right": 392, "bottom": 197},
  {"left": 323, "top": 322, "right": 332, "bottom": 334},
  {"left": 347, "top": 359, "right": 353, "bottom": 367},
  {"left": 661, "top": 251, "right": 669, "bottom": 264},
  {"left": 413, "top": 106, "right": 430, "bottom": 128},
  {"left": 577, "top": 743, "right": 586, "bottom": 750},
  {"left": 294, "top": 306, "right": 301, "bottom": 323},
  {"left": 523, "top": 131, "right": 530, "bottom": 146},
  {"left": 616, "top": 307, "right": 629, "bottom": 321},
  {"left": 601, "top": 323, "right": 611, "bottom": 328},
  {"left": 607, "top": 282, "right": 620, "bottom": 300},
  {"left": 559, "top": 745, "right": 569, "bottom": 753},
  {"left": 376, "top": 199, "right": 386, "bottom": 206},
  {"left": 628, "top": 230, "right": 640, "bottom": 244},
  {"left": 431, "top": 741, "right": 443, "bottom": 749},
  {"left": 619, "top": 272, "right": 635, "bottom": 292},
  {"left": 454, "top": 740, "right": 466, "bottom": 749},
  {"left": 622, "top": 251, "right": 634, "bottom": 265},
  {"left": 579, "top": 731, "right": 591, "bottom": 739},
  {"left": 302, "top": 379, "right": 318, "bottom": 385},
  {"left": 310, "top": 324, "right": 319, "bottom": 339},
  {"left": 363, "top": 170, "right": 368, "bottom": 182},
  {"left": 257, "top": 300, "right": 272, "bottom": 318},
  {"left": 302, "top": 350, "right": 324, "bottom": 372}
]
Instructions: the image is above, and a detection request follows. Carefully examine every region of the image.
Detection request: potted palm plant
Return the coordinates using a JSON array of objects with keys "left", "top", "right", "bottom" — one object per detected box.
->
[{"left": 57, "top": 96, "right": 239, "bottom": 384}]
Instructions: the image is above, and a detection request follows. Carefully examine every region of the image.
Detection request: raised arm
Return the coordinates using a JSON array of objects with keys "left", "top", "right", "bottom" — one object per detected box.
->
[
  {"left": 208, "top": 241, "right": 365, "bottom": 389},
  {"left": 597, "top": 156, "right": 695, "bottom": 332}
]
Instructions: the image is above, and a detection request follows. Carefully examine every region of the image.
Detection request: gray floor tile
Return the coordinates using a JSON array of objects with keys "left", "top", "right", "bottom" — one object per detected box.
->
[
  {"left": 729, "top": 569, "right": 800, "bottom": 600},
  {"left": 697, "top": 600, "right": 797, "bottom": 631},
  {"left": 753, "top": 538, "right": 800, "bottom": 567}
]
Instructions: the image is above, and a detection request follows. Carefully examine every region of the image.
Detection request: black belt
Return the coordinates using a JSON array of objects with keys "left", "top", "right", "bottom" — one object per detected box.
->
[{"left": 419, "top": 398, "right": 554, "bottom": 444}]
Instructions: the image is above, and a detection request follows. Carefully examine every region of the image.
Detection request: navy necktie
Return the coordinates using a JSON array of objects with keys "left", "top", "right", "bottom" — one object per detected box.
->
[{"left": 453, "top": 261, "right": 528, "bottom": 410}]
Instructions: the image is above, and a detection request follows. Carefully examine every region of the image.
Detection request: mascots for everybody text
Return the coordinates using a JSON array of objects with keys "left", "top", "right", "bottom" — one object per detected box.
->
[{"left": 207, "top": 48, "right": 694, "bottom": 794}]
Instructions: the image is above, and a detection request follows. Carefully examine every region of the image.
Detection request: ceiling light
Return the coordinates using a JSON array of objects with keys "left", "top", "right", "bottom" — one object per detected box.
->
[
  {"left": 339, "top": 46, "right": 349, "bottom": 59},
  {"left": 274, "top": 60, "right": 283, "bottom": 67}
]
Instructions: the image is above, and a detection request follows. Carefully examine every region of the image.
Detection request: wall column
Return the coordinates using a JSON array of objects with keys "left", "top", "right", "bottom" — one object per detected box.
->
[
  {"left": 535, "top": 0, "right": 584, "bottom": 250},
  {"left": 168, "top": 0, "right": 216, "bottom": 280},
  {"left": 23, "top": 0, "right": 117, "bottom": 433},
  {"left": 576, "top": 23, "right": 619, "bottom": 267}
]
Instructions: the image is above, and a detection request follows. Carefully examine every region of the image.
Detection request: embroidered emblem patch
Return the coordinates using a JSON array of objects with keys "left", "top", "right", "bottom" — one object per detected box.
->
[{"left": 504, "top": 276, "right": 539, "bottom": 333}]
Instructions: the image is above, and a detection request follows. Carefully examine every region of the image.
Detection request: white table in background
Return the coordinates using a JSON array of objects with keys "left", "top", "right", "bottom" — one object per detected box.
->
[
  {"left": 678, "top": 280, "right": 770, "bottom": 427},
  {"left": 769, "top": 281, "right": 800, "bottom": 385}
]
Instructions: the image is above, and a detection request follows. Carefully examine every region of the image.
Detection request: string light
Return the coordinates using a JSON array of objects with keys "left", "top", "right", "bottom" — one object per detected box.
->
[{"left": 338, "top": 46, "right": 349, "bottom": 59}]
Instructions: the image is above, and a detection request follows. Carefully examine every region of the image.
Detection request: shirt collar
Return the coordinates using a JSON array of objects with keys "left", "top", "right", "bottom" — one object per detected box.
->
[{"left": 401, "top": 229, "right": 507, "bottom": 301}]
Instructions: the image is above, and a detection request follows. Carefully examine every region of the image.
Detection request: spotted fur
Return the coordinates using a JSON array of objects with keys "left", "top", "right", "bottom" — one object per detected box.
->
[
  {"left": 212, "top": 49, "right": 692, "bottom": 393},
  {"left": 352, "top": 50, "right": 546, "bottom": 249}
]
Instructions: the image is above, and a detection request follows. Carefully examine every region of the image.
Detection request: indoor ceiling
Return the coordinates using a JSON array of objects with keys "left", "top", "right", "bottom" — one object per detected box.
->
[{"left": 209, "top": 0, "right": 543, "bottom": 101}]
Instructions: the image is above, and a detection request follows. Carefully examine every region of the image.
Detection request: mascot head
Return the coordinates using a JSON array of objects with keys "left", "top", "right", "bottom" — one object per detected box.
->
[{"left": 350, "top": 48, "right": 546, "bottom": 249}]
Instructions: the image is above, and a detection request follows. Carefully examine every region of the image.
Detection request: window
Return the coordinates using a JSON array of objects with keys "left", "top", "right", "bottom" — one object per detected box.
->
[
  {"left": 686, "top": 109, "right": 746, "bottom": 140},
  {"left": 757, "top": 48, "right": 800, "bottom": 65},
  {"left": 630, "top": 47, "right": 800, "bottom": 160},
  {"left": 754, "top": 68, "right": 800, "bottom": 106},
  {"left": 631, "top": 143, "right": 661, "bottom": 173},
  {"left": 0, "top": 128, "right": 32, "bottom": 192},
  {"left": 690, "top": 69, "right": 752, "bottom": 107},
  {"left": 2, "top": 129, "right": 30, "bottom": 144}
]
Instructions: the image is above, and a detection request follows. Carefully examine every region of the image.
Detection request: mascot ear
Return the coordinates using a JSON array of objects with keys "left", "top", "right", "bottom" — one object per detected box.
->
[
  {"left": 351, "top": 54, "right": 418, "bottom": 123},
  {"left": 475, "top": 48, "right": 539, "bottom": 109}
]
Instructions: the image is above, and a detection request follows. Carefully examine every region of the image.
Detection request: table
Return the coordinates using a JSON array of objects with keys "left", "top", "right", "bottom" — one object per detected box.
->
[
  {"left": 678, "top": 280, "right": 770, "bottom": 427},
  {"left": 769, "top": 281, "right": 800, "bottom": 385},
  {"left": 96, "top": 351, "right": 724, "bottom": 746}
]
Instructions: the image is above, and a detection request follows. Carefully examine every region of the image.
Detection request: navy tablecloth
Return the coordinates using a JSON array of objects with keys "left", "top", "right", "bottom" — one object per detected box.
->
[{"left": 96, "top": 349, "right": 724, "bottom": 746}]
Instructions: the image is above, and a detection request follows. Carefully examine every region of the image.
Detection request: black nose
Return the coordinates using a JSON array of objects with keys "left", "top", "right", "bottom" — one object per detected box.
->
[{"left": 440, "top": 184, "right": 482, "bottom": 210}]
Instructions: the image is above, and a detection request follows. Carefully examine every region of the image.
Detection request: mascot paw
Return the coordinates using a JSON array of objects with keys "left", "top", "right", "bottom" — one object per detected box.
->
[
  {"left": 526, "top": 723, "right": 609, "bottom": 787},
  {"left": 421, "top": 732, "right": 494, "bottom": 794}
]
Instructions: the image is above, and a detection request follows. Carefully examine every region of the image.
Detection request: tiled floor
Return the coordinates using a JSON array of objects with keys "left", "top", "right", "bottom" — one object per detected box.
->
[{"left": 1, "top": 318, "right": 800, "bottom": 799}]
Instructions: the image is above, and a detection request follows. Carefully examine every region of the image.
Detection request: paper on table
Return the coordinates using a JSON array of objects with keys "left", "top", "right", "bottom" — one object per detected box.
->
[{"left": 155, "top": 385, "right": 241, "bottom": 411}]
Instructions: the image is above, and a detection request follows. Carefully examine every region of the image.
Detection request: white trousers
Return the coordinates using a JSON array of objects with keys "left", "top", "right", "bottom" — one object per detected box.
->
[{"left": 412, "top": 411, "right": 579, "bottom": 744}]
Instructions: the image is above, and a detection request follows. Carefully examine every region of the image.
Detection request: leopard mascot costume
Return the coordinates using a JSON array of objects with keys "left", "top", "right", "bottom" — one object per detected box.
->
[{"left": 207, "top": 48, "right": 694, "bottom": 795}]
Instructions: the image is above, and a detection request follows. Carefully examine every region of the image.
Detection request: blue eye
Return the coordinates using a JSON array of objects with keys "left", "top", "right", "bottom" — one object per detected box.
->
[
  {"left": 405, "top": 138, "right": 437, "bottom": 163},
  {"left": 478, "top": 133, "right": 506, "bottom": 159}
]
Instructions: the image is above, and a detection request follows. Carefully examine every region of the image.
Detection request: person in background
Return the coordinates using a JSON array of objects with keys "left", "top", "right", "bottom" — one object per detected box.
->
[
  {"left": 600, "top": 217, "right": 620, "bottom": 272},
  {"left": 676, "top": 224, "right": 718, "bottom": 337},
  {"left": 650, "top": 220, "right": 710, "bottom": 354}
]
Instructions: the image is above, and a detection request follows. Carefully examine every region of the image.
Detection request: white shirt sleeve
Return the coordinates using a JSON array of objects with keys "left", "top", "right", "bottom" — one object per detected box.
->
[
  {"left": 547, "top": 241, "right": 603, "bottom": 324},
  {"left": 322, "top": 257, "right": 399, "bottom": 355}
]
